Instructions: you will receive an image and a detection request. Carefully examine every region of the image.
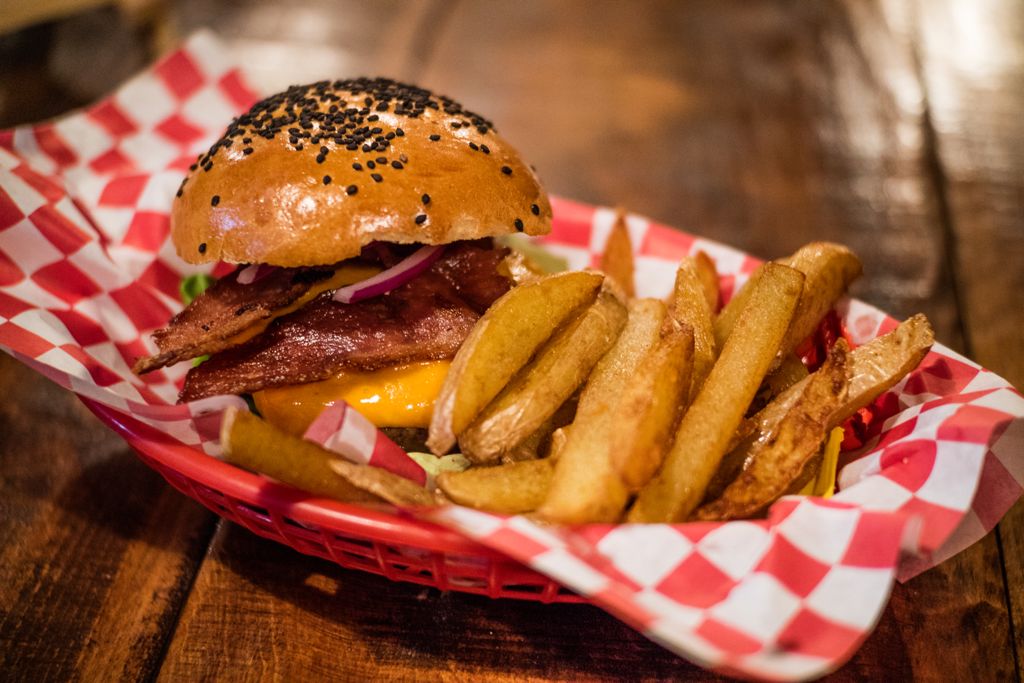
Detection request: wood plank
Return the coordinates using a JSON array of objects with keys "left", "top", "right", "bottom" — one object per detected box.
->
[
  {"left": 913, "top": 0, "right": 1024, "bottom": 673},
  {"left": 159, "top": 522, "right": 719, "bottom": 681},
  {"left": 0, "top": 355, "right": 217, "bottom": 681},
  {"left": 152, "top": 1, "right": 1017, "bottom": 680}
]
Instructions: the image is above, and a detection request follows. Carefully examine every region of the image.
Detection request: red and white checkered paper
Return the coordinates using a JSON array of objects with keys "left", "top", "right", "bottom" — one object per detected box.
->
[{"left": 1, "top": 32, "right": 1021, "bottom": 682}]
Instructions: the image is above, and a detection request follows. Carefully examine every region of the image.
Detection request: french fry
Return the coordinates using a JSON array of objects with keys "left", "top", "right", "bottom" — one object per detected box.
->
[
  {"left": 713, "top": 242, "right": 862, "bottom": 358},
  {"left": 538, "top": 298, "right": 670, "bottom": 523},
  {"left": 669, "top": 256, "right": 717, "bottom": 399},
  {"left": 437, "top": 459, "right": 554, "bottom": 514},
  {"left": 776, "top": 242, "right": 862, "bottom": 362},
  {"left": 610, "top": 323, "right": 694, "bottom": 491},
  {"left": 743, "top": 313, "right": 934, "bottom": 448},
  {"left": 505, "top": 397, "right": 579, "bottom": 462},
  {"left": 754, "top": 352, "right": 810, "bottom": 411},
  {"left": 707, "top": 314, "right": 934, "bottom": 503},
  {"left": 428, "top": 270, "right": 604, "bottom": 455},
  {"left": 694, "top": 250, "right": 719, "bottom": 313},
  {"left": 601, "top": 209, "right": 636, "bottom": 298},
  {"left": 329, "top": 460, "right": 440, "bottom": 507},
  {"left": 627, "top": 263, "right": 804, "bottom": 523},
  {"left": 221, "top": 407, "right": 380, "bottom": 504},
  {"left": 458, "top": 284, "right": 628, "bottom": 463},
  {"left": 694, "top": 341, "right": 850, "bottom": 521},
  {"left": 713, "top": 264, "right": 761, "bottom": 350}
]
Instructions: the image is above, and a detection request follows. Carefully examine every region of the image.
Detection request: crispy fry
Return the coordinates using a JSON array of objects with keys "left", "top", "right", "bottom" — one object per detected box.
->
[
  {"left": 328, "top": 459, "right": 440, "bottom": 507},
  {"left": 458, "top": 284, "right": 628, "bottom": 463},
  {"left": 744, "top": 313, "right": 934, "bottom": 446},
  {"left": 501, "top": 397, "right": 578, "bottom": 462},
  {"left": 694, "top": 341, "right": 850, "bottom": 521},
  {"left": 707, "top": 314, "right": 934, "bottom": 504},
  {"left": 428, "top": 270, "right": 604, "bottom": 454},
  {"left": 627, "top": 263, "right": 804, "bottom": 523},
  {"left": 776, "top": 242, "right": 862, "bottom": 363},
  {"left": 693, "top": 250, "right": 719, "bottom": 313},
  {"left": 753, "top": 352, "right": 810, "bottom": 411},
  {"left": 610, "top": 323, "right": 694, "bottom": 491},
  {"left": 713, "top": 264, "right": 761, "bottom": 350},
  {"left": 221, "top": 407, "right": 380, "bottom": 504},
  {"left": 601, "top": 209, "right": 636, "bottom": 298},
  {"left": 437, "top": 459, "right": 554, "bottom": 514},
  {"left": 538, "top": 298, "right": 669, "bottom": 523},
  {"left": 714, "top": 243, "right": 862, "bottom": 357},
  {"left": 669, "top": 256, "right": 717, "bottom": 399}
]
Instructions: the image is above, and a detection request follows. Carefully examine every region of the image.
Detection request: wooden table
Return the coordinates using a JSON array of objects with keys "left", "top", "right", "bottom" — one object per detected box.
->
[{"left": 2, "top": 1, "right": 1022, "bottom": 680}]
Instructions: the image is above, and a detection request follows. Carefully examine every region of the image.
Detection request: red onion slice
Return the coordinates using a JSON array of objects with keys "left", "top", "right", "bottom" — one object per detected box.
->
[
  {"left": 333, "top": 244, "right": 445, "bottom": 303},
  {"left": 235, "top": 263, "right": 278, "bottom": 285}
]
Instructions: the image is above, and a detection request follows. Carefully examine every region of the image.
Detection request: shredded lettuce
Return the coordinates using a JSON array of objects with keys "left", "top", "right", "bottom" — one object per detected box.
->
[
  {"left": 496, "top": 234, "right": 568, "bottom": 274},
  {"left": 407, "top": 452, "right": 471, "bottom": 477},
  {"left": 180, "top": 272, "right": 215, "bottom": 306}
]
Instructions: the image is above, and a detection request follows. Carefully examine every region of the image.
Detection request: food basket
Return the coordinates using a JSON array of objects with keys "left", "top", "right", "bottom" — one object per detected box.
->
[
  {"left": 2, "top": 31, "right": 1021, "bottom": 680},
  {"left": 84, "top": 398, "right": 584, "bottom": 602}
]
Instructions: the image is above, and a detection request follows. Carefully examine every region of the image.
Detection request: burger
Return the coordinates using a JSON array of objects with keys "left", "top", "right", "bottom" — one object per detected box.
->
[{"left": 133, "top": 78, "right": 552, "bottom": 450}]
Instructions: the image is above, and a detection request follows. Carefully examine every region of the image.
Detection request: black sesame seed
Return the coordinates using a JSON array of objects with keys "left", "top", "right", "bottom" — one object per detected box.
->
[
  {"left": 352, "top": 163, "right": 363, "bottom": 171},
  {"left": 371, "top": 173, "right": 383, "bottom": 182},
  {"left": 422, "top": 193, "right": 431, "bottom": 204},
  {"left": 480, "top": 144, "right": 490, "bottom": 154},
  {"left": 371, "top": 127, "right": 382, "bottom": 134},
  {"left": 469, "top": 142, "right": 479, "bottom": 151},
  {"left": 362, "top": 144, "right": 372, "bottom": 152},
  {"left": 198, "top": 242, "right": 207, "bottom": 253},
  {"left": 295, "top": 143, "right": 304, "bottom": 151},
  {"left": 391, "top": 160, "right": 404, "bottom": 170},
  {"left": 176, "top": 188, "right": 183, "bottom": 197},
  {"left": 429, "top": 134, "right": 441, "bottom": 141},
  {"left": 316, "top": 154, "right": 326, "bottom": 164},
  {"left": 367, "top": 160, "right": 376, "bottom": 169},
  {"left": 376, "top": 156, "right": 387, "bottom": 164},
  {"left": 323, "top": 175, "right": 332, "bottom": 185},
  {"left": 514, "top": 218, "right": 524, "bottom": 231},
  {"left": 395, "top": 128, "right": 405, "bottom": 136},
  {"left": 368, "top": 114, "right": 379, "bottom": 122},
  {"left": 346, "top": 184, "right": 358, "bottom": 195},
  {"left": 501, "top": 166, "right": 512, "bottom": 175},
  {"left": 243, "top": 147, "right": 254, "bottom": 155},
  {"left": 415, "top": 214, "right": 427, "bottom": 224},
  {"left": 531, "top": 203, "right": 540, "bottom": 215},
  {"left": 211, "top": 195, "right": 220, "bottom": 207}
]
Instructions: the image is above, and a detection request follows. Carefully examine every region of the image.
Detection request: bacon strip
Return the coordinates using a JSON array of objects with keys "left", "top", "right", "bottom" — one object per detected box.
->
[
  {"left": 132, "top": 266, "right": 333, "bottom": 374},
  {"left": 181, "top": 270, "right": 481, "bottom": 401}
]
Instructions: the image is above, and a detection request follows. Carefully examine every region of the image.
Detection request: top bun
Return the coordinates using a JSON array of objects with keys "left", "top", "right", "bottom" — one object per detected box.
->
[{"left": 173, "top": 78, "right": 552, "bottom": 266}]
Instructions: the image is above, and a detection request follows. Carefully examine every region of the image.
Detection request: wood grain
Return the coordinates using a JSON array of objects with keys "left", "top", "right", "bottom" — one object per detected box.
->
[
  {"left": 0, "top": 355, "right": 217, "bottom": 681},
  {"left": 914, "top": 0, "right": 1024, "bottom": 673},
  {"left": 158, "top": 522, "right": 720, "bottom": 682}
]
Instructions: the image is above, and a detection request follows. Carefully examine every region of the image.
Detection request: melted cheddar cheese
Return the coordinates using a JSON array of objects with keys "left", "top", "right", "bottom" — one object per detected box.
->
[{"left": 253, "top": 360, "right": 452, "bottom": 435}]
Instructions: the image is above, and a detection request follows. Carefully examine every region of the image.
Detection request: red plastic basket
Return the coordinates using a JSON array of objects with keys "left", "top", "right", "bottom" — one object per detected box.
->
[{"left": 83, "top": 399, "right": 585, "bottom": 603}]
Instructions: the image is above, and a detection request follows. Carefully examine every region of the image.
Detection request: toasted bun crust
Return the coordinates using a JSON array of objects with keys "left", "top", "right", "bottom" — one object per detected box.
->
[{"left": 173, "top": 78, "right": 552, "bottom": 266}]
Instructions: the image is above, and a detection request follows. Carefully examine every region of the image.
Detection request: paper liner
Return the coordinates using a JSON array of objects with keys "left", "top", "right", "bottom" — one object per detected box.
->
[{"left": 1, "top": 31, "right": 1021, "bottom": 682}]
